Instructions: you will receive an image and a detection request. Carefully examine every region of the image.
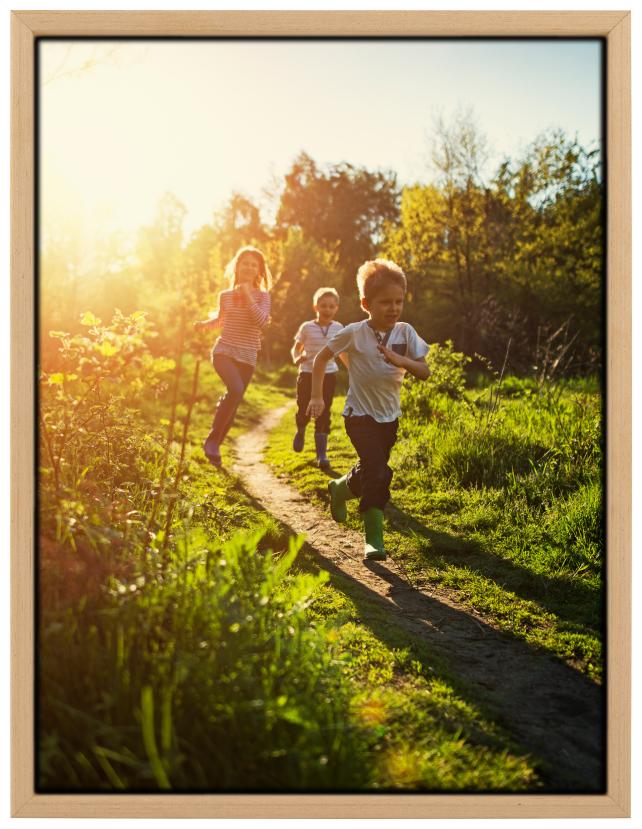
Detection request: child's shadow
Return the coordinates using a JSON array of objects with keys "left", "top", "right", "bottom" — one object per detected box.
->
[{"left": 318, "top": 464, "right": 340, "bottom": 477}]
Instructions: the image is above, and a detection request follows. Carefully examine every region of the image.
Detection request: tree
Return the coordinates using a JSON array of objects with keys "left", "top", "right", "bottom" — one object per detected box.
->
[
  {"left": 262, "top": 230, "right": 342, "bottom": 364},
  {"left": 213, "top": 193, "right": 268, "bottom": 263},
  {"left": 276, "top": 152, "right": 400, "bottom": 293},
  {"left": 381, "top": 118, "right": 603, "bottom": 372},
  {"left": 430, "top": 111, "right": 493, "bottom": 315},
  {"left": 137, "top": 192, "right": 187, "bottom": 292},
  {"left": 494, "top": 131, "right": 603, "bottom": 367},
  {"left": 381, "top": 184, "right": 454, "bottom": 345},
  {"left": 381, "top": 111, "right": 495, "bottom": 353}
]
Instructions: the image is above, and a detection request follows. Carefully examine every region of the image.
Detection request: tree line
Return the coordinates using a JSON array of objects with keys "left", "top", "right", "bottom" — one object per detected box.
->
[{"left": 41, "top": 113, "right": 602, "bottom": 376}]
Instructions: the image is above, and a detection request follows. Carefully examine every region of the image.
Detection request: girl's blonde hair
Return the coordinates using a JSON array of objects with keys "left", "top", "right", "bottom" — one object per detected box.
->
[{"left": 224, "top": 246, "right": 273, "bottom": 291}]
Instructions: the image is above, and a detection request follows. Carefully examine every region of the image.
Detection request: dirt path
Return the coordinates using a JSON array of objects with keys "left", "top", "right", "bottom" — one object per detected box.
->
[{"left": 232, "top": 404, "right": 603, "bottom": 792}]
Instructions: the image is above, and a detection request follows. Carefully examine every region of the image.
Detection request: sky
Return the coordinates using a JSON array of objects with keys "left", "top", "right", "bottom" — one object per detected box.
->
[{"left": 39, "top": 38, "right": 602, "bottom": 241}]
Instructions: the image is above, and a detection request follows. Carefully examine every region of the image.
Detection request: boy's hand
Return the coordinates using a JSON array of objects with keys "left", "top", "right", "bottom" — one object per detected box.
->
[
  {"left": 307, "top": 397, "right": 325, "bottom": 418},
  {"left": 194, "top": 320, "right": 206, "bottom": 330},
  {"left": 378, "top": 344, "right": 406, "bottom": 367}
]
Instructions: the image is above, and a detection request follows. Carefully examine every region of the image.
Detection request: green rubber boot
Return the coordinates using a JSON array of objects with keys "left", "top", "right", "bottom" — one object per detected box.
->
[
  {"left": 327, "top": 475, "right": 355, "bottom": 523},
  {"left": 363, "top": 507, "right": 386, "bottom": 561}
]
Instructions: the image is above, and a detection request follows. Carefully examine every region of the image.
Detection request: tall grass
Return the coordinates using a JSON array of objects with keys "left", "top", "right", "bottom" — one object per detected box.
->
[
  {"left": 264, "top": 343, "right": 603, "bottom": 678},
  {"left": 38, "top": 310, "right": 373, "bottom": 791},
  {"left": 39, "top": 529, "right": 370, "bottom": 791}
]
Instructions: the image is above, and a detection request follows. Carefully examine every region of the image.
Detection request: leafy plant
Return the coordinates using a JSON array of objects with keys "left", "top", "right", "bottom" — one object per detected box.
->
[
  {"left": 39, "top": 529, "right": 368, "bottom": 791},
  {"left": 40, "top": 310, "right": 175, "bottom": 565}
]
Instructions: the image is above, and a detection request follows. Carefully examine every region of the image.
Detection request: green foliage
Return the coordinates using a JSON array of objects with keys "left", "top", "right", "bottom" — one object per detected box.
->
[
  {"left": 277, "top": 151, "right": 400, "bottom": 292},
  {"left": 213, "top": 192, "right": 269, "bottom": 262},
  {"left": 137, "top": 192, "right": 187, "bottom": 292},
  {"left": 403, "top": 341, "right": 471, "bottom": 420},
  {"left": 40, "top": 310, "right": 174, "bottom": 554},
  {"left": 262, "top": 229, "right": 343, "bottom": 363},
  {"left": 39, "top": 529, "right": 369, "bottom": 791},
  {"left": 265, "top": 369, "right": 603, "bottom": 679},
  {"left": 380, "top": 120, "right": 602, "bottom": 371},
  {"left": 40, "top": 126, "right": 601, "bottom": 371}
]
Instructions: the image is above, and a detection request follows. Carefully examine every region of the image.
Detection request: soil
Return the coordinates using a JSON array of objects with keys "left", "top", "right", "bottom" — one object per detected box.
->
[{"left": 231, "top": 404, "right": 604, "bottom": 792}]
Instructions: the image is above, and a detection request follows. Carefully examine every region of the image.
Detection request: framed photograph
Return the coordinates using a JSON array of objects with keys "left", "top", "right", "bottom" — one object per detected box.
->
[{"left": 11, "top": 11, "right": 631, "bottom": 819}]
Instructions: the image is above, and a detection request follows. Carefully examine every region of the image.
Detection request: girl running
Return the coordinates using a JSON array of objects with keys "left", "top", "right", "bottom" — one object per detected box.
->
[{"left": 195, "top": 246, "right": 272, "bottom": 467}]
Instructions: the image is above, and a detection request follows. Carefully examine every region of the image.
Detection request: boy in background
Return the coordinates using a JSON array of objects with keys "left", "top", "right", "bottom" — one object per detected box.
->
[{"left": 291, "top": 287, "right": 343, "bottom": 470}]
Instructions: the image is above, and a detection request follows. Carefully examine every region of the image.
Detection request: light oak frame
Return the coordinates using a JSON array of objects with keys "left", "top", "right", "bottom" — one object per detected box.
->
[{"left": 11, "top": 10, "right": 631, "bottom": 819}]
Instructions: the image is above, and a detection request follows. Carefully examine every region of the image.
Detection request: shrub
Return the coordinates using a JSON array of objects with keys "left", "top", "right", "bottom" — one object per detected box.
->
[
  {"left": 40, "top": 311, "right": 175, "bottom": 552},
  {"left": 403, "top": 341, "right": 471, "bottom": 420}
]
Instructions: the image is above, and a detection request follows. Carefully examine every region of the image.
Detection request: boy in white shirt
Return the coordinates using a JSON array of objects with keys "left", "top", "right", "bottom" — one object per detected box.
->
[
  {"left": 307, "top": 260, "right": 430, "bottom": 561},
  {"left": 290, "top": 287, "right": 343, "bottom": 469}
]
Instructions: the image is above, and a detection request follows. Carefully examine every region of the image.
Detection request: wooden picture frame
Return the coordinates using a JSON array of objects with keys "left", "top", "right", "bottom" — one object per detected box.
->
[{"left": 11, "top": 11, "right": 631, "bottom": 819}]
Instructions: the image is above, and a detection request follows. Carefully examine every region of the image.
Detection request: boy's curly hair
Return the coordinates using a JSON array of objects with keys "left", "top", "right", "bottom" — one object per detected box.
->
[{"left": 356, "top": 259, "right": 407, "bottom": 302}]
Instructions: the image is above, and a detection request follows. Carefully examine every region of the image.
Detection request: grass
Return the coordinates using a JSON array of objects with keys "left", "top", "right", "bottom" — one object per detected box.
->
[
  {"left": 38, "top": 350, "right": 541, "bottom": 792},
  {"left": 296, "top": 560, "right": 540, "bottom": 791},
  {"left": 263, "top": 372, "right": 603, "bottom": 680}
]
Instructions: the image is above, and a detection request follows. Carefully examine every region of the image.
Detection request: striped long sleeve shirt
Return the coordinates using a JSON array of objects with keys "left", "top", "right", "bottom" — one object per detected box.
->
[{"left": 208, "top": 288, "right": 271, "bottom": 367}]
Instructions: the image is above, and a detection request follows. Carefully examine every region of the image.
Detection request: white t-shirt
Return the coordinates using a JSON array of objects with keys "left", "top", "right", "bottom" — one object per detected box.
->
[
  {"left": 294, "top": 320, "right": 344, "bottom": 373},
  {"left": 326, "top": 320, "right": 429, "bottom": 422}
]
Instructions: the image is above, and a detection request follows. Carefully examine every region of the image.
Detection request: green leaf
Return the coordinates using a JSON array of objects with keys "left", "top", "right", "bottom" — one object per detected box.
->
[
  {"left": 280, "top": 706, "right": 305, "bottom": 726},
  {"left": 98, "top": 341, "right": 120, "bottom": 357},
  {"left": 151, "top": 357, "right": 176, "bottom": 373},
  {"left": 80, "top": 311, "right": 101, "bottom": 326},
  {"left": 140, "top": 686, "right": 171, "bottom": 790},
  {"left": 48, "top": 373, "right": 65, "bottom": 385},
  {"left": 271, "top": 534, "right": 304, "bottom": 584}
]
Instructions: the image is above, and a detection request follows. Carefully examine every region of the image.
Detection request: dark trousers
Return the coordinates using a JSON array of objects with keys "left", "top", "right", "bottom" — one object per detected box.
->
[
  {"left": 209, "top": 354, "right": 254, "bottom": 444},
  {"left": 295, "top": 372, "right": 336, "bottom": 435},
  {"left": 344, "top": 415, "right": 399, "bottom": 512}
]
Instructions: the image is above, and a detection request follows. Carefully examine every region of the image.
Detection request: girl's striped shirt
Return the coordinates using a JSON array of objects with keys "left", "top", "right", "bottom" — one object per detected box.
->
[{"left": 207, "top": 288, "right": 271, "bottom": 366}]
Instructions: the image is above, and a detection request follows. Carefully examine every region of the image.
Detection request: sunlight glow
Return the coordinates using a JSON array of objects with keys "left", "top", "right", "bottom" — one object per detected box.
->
[{"left": 39, "top": 39, "right": 601, "bottom": 244}]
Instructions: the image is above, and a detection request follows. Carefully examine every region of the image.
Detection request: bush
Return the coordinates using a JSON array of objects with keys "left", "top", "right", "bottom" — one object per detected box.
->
[
  {"left": 403, "top": 341, "right": 471, "bottom": 420},
  {"left": 40, "top": 311, "right": 175, "bottom": 552}
]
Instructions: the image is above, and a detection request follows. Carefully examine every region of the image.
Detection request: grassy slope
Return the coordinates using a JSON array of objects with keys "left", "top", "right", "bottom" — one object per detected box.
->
[{"left": 263, "top": 375, "right": 603, "bottom": 680}]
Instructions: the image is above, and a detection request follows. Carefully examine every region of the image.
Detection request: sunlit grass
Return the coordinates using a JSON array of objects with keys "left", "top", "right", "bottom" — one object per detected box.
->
[
  {"left": 37, "top": 318, "right": 589, "bottom": 791},
  {"left": 264, "top": 373, "right": 603, "bottom": 680}
]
